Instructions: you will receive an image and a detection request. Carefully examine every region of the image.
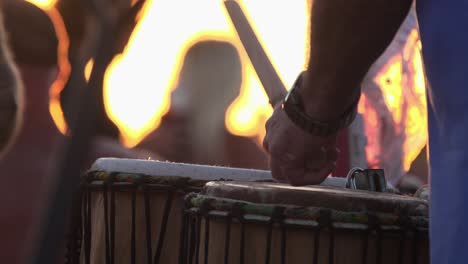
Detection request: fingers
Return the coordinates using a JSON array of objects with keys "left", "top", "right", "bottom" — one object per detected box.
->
[
  {"left": 263, "top": 106, "right": 340, "bottom": 186},
  {"left": 270, "top": 151, "right": 336, "bottom": 186},
  {"left": 271, "top": 146, "right": 338, "bottom": 186},
  {"left": 287, "top": 160, "right": 336, "bottom": 186},
  {"left": 269, "top": 156, "right": 287, "bottom": 183}
]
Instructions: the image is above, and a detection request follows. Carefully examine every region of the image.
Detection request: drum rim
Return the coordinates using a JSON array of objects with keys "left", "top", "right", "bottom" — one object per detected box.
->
[
  {"left": 185, "top": 193, "right": 429, "bottom": 229},
  {"left": 89, "top": 158, "right": 273, "bottom": 181},
  {"left": 83, "top": 170, "right": 210, "bottom": 190},
  {"left": 200, "top": 181, "right": 429, "bottom": 218}
]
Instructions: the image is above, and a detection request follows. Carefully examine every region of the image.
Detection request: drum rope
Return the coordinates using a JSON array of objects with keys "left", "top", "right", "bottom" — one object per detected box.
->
[
  {"left": 192, "top": 212, "right": 201, "bottom": 264},
  {"left": 103, "top": 177, "right": 111, "bottom": 264},
  {"left": 231, "top": 202, "right": 245, "bottom": 264},
  {"left": 267, "top": 207, "right": 285, "bottom": 264},
  {"left": 144, "top": 187, "right": 152, "bottom": 264},
  {"left": 76, "top": 172, "right": 207, "bottom": 264},
  {"left": 264, "top": 208, "right": 279, "bottom": 264},
  {"left": 280, "top": 221, "right": 286, "bottom": 264},
  {"left": 264, "top": 218, "right": 273, "bottom": 264},
  {"left": 239, "top": 221, "right": 245, "bottom": 264},
  {"left": 110, "top": 173, "right": 117, "bottom": 264},
  {"left": 203, "top": 215, "right": 210, "bottom": 264},
  {"left": 131, "top": 184, "right": 137, "bottom": 264},
  {"left": 398, "top": 214, "right": 411, "bottom": 264},
  {"left": 223, "top": 213, "right": 232, "bottom": 264},
  {"left": 153, "top": 190, "right": 175, "bottom": 264},
  {"left": 313, "top": 223, "right": 321, "bottom": 264},
  {"left": 318, "top": 210, "right": 335, "bottom": 264},
  {"left": 181, "top": 197, "right": 203, "bottom": 264},
  {"left": 178, "top": 205, "right": 189, "bottom": 264},
  {"left": 84, "top": 186, "right": 92, "bottom": 264},
  {"left": 368, "top": 213, "right": 382, "bottom": 264},
  {"left": 183, "top": 193, "right": 429, "bottom": 264},
  {"left": 73, "top": 171, "right": 429, "bottom": 264}
]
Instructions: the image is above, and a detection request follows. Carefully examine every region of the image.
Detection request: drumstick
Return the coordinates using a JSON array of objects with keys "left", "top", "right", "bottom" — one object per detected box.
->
[
  {"left": 224, "top": 0, "right": 287, "bottom": 107},
  {"left": 91, "top": 158, "right": 350, "bottom": 188}
]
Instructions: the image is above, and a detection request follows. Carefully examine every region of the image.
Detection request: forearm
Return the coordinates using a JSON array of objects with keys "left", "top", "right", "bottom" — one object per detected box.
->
[{"left": 300, "top": 0, "right": 413, "bottom": 121}]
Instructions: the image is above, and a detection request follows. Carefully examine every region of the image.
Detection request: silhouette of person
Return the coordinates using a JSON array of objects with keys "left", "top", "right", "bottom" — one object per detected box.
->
[
  {"left": 137, "top": 40, "right": 268, "bottom": 169},
  {"left": 0, "top": 2, "right": 155, "bottom": 262},
  {"left": 0, "top": 2, "right": 22, "bottom": 158}
]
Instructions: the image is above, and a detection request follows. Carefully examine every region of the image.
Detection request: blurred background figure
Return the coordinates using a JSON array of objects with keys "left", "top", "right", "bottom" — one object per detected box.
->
[
  {"left": 56, "top": 0, "right": 134, "bottom": 141},
  {"left": 137, "top": 40, "right": 268, "bottom": 169},
  {"left": 0, "top": 3, "right": 23, "bottom": 158},
  {"left": 55, "top": 0, "right": 155, "bottom": 162},
  {"left": 0, "top": 2, "right": 61, "bottom": 262},
  {"left": 0, "top": 1, "right": 154, "bottom": 262}
]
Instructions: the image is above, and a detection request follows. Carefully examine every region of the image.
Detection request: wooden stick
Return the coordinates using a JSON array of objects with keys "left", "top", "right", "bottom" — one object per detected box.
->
[{"left": 224, "top": 0, "right": 287, "bottom": 107}]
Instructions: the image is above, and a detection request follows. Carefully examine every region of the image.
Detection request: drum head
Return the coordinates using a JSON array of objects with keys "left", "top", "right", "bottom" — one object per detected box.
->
[
  {"left": 202, "top": 181, "right": 428, "bottom": 216},
  {"left": 89, "top": 158, "right": 272, "bottom": 182}
]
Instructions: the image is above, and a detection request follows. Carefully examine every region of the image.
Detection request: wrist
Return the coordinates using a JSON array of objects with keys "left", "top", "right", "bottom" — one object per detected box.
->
[
  {"left": 298, "top": 72, "right": 361, "bottom": 122},
  {"left": 282, "top": 72, "right": 359, "bottom": 136}
]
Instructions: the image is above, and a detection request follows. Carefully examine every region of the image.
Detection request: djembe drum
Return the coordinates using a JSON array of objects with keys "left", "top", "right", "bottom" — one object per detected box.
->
[
  {"left": 181, "top": 181, "right": 429, "bottom": 264},
  {"left": 70, "top": 158, "right": 273, "bottom": 264}
]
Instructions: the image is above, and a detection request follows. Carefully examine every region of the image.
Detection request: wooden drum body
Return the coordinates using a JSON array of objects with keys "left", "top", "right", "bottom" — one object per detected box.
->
[
  {"left": 182, "top": 182, "right": 429, "bottom": 264},
  {"left": 69, "top": 158, "right": 272, "bottom": 264}
]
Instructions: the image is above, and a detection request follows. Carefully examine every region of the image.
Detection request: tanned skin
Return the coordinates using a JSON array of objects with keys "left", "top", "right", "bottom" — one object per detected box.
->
[{"left": 264, "top": 0, "right": 413, "bottom": 185}]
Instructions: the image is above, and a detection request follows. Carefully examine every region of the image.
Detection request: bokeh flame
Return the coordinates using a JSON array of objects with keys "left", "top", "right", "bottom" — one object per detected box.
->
[
  {"left": 361, "top": 28, "right": 427, "bottom": 172},
  {"left": 103, "top": 0, "right": 308, "bottom": 147},
  {"left": 28, "top": 0, "right": 427, "bottom": 174},
  {"left": 26, "top": 0, "right": 56, "bottom": 9}
]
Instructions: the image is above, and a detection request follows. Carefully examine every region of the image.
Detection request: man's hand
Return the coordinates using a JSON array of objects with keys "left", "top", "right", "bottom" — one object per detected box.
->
[
  {"left": 263, "top": 105, "right": 339, "bottom": 186},
  {"left": 262, "top": 0, "right": 412, "bottom": 186}
]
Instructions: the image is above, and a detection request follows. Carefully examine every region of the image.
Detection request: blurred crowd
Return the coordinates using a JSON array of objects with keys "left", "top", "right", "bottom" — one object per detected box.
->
[
  {"left": 0, "top": 0, "right": 428, "bottom": 263},
  {"left": 0, "top": 1, "right": 268, "bottom": 262}
]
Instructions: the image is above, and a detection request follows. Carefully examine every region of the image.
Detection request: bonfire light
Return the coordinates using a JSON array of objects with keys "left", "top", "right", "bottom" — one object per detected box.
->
[{"left": 29, "top": 0, "right": 427, "bottom": 174}]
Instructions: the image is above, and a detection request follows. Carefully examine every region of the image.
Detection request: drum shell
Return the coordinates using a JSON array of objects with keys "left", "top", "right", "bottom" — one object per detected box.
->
[
  {"left": 193, "top": 216, "right": 428, "bottom": 264},
  {"left": 183, "top": 182, "right": 429, "bottom": 264},
  {"left": 72, "top": 159, "right": 274, "bottom": 264},
  {"left": 80, "top": 181, "right": 197, "bottom": 264}
]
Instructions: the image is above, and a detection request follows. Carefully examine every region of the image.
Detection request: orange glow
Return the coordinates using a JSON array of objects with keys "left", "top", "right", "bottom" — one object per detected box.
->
[
  {"left": 85, "top": 59, "right": 94, "bottom": 81},
  {"left": 29, "top": 0, "right": 427, "bottom": 173},
  {"left": 225, "top": 1, "right": 308, "bottom": 142},
  {"left": 47, "top": 7, "right": 71, "bottom": 135},
  {"left": 25, "top": 0, "right": 56, "bottom": 9},
  {"left": 403, "top": 30, "right": 427, "bottom": 171},
  {"left": 375, "top": 55, "right": 404, "bottom": 126},
  {"left": 26, "top": 1, "right": 70, "bottom": 134},
  {"left": 358, "top": 95, "right": 381, "bottom": 168},
  {"left": 361, "top": 28, "right": 427, "bottom": 172},
  {"left": 104, "top": 0, "right": 308, "bottom": 147}
]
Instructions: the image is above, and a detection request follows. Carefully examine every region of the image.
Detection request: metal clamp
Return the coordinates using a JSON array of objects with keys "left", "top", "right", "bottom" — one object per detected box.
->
[{"left": 346, "top": 168, "right": 387, "bottom": 192}]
